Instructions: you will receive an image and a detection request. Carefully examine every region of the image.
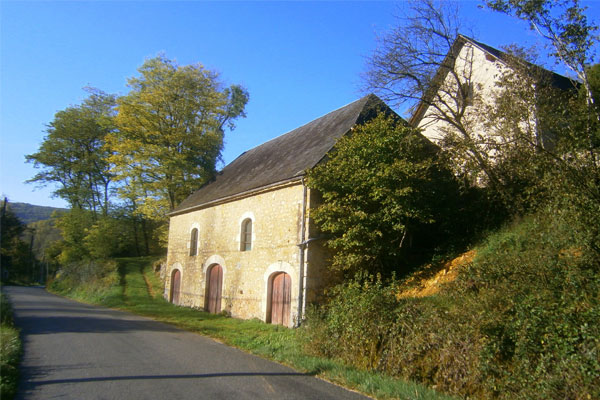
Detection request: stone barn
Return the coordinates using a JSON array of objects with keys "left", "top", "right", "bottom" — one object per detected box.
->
[{"left": 165, "top": 94, "right": 397, "bottom": 327}]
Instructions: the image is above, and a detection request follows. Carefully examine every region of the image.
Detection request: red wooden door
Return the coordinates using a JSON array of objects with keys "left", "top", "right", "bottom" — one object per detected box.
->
[
  {"left": 270, "top": 272, "right": 291, "bottom": 326},
  {"left": 206, "top": 264, "right": 223, "bottom": 314},
  {"left": 171, "top": 269, "right": 181, "bottom": 305}
]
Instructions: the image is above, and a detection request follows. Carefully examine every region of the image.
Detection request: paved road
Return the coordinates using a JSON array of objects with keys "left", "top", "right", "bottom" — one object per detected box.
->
[{"left": 5, "top": 286, "right": 368, "bottom": 400}]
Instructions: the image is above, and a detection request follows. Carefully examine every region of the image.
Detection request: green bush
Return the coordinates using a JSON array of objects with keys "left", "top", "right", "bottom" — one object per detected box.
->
[
  {"left": 48, "top": 259, "right": 120, "bottom": 301},
  {"left": 306, "top": 115, "right": 466, "bottom": 277},
  {"left": 306, "top": 274, "right": 398, "bottom": 370},
  {"left": 452, "top": 212, "right": 600, "bottom": 399},
  {"left": 0, "top": 293, "right": 14, "bottom": 326}
]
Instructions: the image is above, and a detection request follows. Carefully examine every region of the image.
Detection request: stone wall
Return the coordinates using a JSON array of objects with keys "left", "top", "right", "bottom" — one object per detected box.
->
[{"left": 166, "top": 181, "right": 328, "bottom": 326}]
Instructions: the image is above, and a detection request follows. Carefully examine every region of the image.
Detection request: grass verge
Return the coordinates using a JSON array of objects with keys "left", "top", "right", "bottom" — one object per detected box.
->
[
  {"left": 1, "top": 292, "right": 21, "bottom": 400},
  {"left": 48, "top": 257, "right": 454, "bottom": 400}
]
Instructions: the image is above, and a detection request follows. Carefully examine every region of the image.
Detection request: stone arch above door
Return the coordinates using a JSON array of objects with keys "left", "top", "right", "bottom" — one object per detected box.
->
[{"left": 203, "top": 255, "right": 226, "bottom": 275}]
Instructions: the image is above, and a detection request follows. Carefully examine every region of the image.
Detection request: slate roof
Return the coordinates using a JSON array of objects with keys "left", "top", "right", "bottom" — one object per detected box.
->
[
  {"left": 410, "top": 34, "right": 576, "bottom": 126},
  {"left": 171, "top": 94, "right": 396, "bottom": 215}
]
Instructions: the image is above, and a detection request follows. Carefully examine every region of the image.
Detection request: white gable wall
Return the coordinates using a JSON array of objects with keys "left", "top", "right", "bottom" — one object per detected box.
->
[{"left": 418, "top": 41, "right": 512, "bottom": 144}]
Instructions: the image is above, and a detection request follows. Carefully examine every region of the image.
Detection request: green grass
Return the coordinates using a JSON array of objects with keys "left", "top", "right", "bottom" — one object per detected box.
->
[
  {"left": 48, "top": 257, "right": 454, "bottom": 400},
  {"left": 1, "top": 292, "right": 21, "bottom": 400}
]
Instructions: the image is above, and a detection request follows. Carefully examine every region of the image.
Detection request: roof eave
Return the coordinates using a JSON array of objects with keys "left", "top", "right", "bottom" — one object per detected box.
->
[{"left": 168, "top": 176, "right": 305, "bottom": 217}]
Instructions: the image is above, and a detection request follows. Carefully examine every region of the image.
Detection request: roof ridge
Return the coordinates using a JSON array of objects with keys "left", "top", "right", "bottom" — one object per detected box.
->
[
  {"left": 171, "top": 94, "right": 392, "bottom": 214},
  {"left": 242, "top": 94, "right": 374, "bottom": 150},
  {"left": 410, "top": 34, "right": 575, "bottom": 126}
]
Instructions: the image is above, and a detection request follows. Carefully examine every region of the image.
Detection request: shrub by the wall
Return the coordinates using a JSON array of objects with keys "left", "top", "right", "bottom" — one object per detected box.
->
[{"left": 305, "top": 274, "right": 398, "bottom": 370}]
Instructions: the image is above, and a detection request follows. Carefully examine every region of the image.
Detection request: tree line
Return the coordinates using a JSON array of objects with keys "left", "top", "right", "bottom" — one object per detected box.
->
[{"left": 21, "top": 0, "right": 598, "bottom": 284}]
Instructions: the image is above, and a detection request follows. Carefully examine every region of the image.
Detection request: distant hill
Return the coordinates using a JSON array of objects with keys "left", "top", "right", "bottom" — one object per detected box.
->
[
  {"left": 7, "top": 202, "right": 67, "bottom": 225},
  {"left": 3, "top": 201, "right": 66, "bottom": 259}
]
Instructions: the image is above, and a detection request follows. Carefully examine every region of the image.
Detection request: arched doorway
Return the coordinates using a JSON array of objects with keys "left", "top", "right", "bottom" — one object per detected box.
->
[
  {"left": 170, "top": 269, "right": 181, "bottom": 305},
  {"left": 205, "top": 264, "right": 223, "bottom": 314},
  {"left": 269, "top": 272, "right": 291, "bottom": 326}
]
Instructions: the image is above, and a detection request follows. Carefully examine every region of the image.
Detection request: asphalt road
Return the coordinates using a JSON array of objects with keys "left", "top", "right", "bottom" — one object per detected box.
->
[{"left": 5, "top": 286, "right": 369, "bottom": 400}]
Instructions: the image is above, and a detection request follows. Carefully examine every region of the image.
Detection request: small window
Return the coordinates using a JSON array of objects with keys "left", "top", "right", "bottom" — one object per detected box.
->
[
  {"left": 240, "top": 218, "right": 252, "bottom": 251},
  {"left": 459, "top": 82, "right": 474, "bottom": 107},
  {"left": 189, "top": 228, "right": 198, "bottom": 256}
]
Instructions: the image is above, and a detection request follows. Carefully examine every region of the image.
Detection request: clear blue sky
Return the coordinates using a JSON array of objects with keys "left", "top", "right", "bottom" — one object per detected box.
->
[{"left": 1, "top": 1, "right": 597, "bottom": 208}]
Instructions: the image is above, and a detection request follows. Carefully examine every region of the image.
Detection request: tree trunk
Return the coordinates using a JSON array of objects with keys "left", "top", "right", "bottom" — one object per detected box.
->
[{"left": 141, "top": 218, "right": 150, "bottom": 256}]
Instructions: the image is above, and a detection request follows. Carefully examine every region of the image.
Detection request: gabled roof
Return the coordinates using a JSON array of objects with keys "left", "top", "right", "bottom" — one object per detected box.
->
[
  {"left": 171, "top": 94, "right": 397, "bottom": 215},
  {"left": 409, "top": 34, "right": 575, "bottom": 126}
]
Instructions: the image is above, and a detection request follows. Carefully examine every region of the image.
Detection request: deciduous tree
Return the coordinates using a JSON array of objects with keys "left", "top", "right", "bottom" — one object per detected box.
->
[
  {"left": 0, "top": 198, "right": 34, "bottom": 281},
  {"left": 484, "top": 1, "right": 600, "bottom": 227},
  {"left": 363, "top": 0, "right": 508, "bottom": 192},
  {"left": 26, "top": 89, "right": 117, "bottom": 214},
  {"left": 107, "top": 55, "right": 249, "bottom": 221},
  {"left": 306, "top": 115, "right": 462, "bottom": 277},
  {"left": 364, "top": 0, "right": 464, "bottom": 111},
  {"left": 486, "top": 0, "right": 599, "bottom": 122}
]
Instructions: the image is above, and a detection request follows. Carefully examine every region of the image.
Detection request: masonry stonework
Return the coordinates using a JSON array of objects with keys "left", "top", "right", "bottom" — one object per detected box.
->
[{"left": 166, "top": 182, "right": 325, "bottom": 326}]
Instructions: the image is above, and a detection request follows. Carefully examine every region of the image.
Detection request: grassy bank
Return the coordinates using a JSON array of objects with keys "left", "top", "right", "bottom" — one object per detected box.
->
[
  {"left": 0, "top": 292, "right": 21, "bottom": 400},
  {"left": 48, "top": 257, "right": 454, "bottom": 400},
  {"left": 306, "top": 210, "right": 600, "bottom": 399}
]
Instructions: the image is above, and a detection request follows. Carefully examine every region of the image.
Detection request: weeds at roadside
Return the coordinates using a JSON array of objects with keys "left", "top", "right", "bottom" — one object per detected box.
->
[{"left": 0, "top": 292, "right": 21, "bottom": 400}]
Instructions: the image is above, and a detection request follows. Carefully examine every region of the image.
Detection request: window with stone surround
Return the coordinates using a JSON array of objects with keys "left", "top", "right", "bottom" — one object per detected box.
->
[
  {"left": 240, "top": 218, "right": 252, "bottom": 251},
  {"left": 189, "top": 228, "right": 198, "bottom": 256}
]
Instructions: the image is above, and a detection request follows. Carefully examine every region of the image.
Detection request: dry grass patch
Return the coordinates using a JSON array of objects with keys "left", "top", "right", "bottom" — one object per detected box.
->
[{"left": 397, "top": 250, "right": 475, "bottom": 298}]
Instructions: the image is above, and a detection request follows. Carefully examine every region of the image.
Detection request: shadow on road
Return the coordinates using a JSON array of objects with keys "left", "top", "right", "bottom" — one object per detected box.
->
[
  {"left": 16, "top": 315, "right": 181, "bottom": 334},
  {"left": 26, "top": 371, "right": 310, "bottom": 386}
]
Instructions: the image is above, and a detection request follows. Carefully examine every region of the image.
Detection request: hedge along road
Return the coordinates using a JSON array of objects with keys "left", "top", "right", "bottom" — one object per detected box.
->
[{"left": 5, "top": 286, "right": 369, "bottom": 400}]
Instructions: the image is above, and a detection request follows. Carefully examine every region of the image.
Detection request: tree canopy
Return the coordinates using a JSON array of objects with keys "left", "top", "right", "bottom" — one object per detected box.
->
[
  {"left": 0, "top": 198, "right": 33, "bottom": 281},
  {"left": 26, "top": 55, "right": 249, "bottom": 263},
  {"left": 364, "top": 0, "right": 508, "bottom": 193},
  {"left": 26, "top": 90, "right": 117, "bottom": 214},
  {"left": 486, "top": 0, "right": 599, "bottom": 115},
  {"left": 306, "top": 115, "right": 462, "bottom": 277},
  {"left": 486, "top": 0, "right": 600, "bottom": 181},
  {"left": 364, "top": 0, "right": 464, "bottom": 112},
  {"left": 107, "top": 55, "right": 249, "bottom": 220}
]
